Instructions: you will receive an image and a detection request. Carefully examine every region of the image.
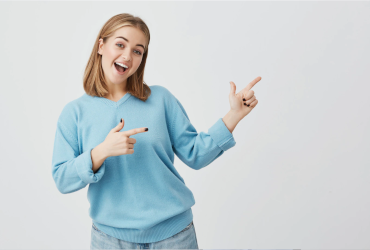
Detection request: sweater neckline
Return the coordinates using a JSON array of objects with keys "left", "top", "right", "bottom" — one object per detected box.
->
[{"left": 93, "top": 92, "right": 132, "bottom": 108}]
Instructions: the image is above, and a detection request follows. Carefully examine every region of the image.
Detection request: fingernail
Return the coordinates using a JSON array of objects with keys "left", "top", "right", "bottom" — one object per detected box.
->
[
  {"left": 247, "top": 104, "right": 250, "bottom": 107},
  {"left": 243, "top": 98, "right": 246, "bottom": 101},
  {"left": 145, "top": 128, "right": 148, "bottom": 131},
  {"left": 120, "top": 118, "right": 122, "bottom": 123},
  {"left": 244, "top": 103, "right": 247, "bottom": 106}
]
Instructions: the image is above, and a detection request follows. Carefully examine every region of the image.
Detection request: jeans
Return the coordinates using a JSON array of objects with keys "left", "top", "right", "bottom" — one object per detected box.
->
[{"left": 90, "top": 221, "right": 199, "bottom": 249}]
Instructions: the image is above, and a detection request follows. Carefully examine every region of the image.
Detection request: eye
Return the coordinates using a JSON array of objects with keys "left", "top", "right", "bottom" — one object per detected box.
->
[{"left": 116, "top": 43, "right": 142, "bottom": 55}]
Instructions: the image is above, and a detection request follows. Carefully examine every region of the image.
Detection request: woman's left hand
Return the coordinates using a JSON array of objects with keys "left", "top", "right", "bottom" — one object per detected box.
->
[{"left": 229, "top": 76, "right": 261, "bottom": 119}]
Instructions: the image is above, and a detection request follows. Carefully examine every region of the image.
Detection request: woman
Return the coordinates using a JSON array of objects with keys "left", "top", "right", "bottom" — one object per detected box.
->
[{"left": 51, "top": 13, "right": 260, "bottom": 249}]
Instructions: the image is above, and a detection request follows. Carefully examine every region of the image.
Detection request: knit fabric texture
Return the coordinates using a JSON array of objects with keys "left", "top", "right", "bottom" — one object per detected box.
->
[{"left": 51, "top": 85, "right": 236, "bottom": 243}]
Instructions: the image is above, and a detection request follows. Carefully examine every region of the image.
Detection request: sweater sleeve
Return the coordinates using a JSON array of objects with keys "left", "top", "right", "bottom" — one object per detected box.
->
[
  {"left": 51, "top": 120, "right": 106, "bottom": 194},
  {"left": 168, "top": 94, "right": 236, "bottom": 170}
]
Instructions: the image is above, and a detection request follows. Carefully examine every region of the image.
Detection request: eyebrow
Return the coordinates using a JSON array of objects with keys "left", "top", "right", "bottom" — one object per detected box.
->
[{"left": 115, "top": 36, "right": 145, "bottom": 50}]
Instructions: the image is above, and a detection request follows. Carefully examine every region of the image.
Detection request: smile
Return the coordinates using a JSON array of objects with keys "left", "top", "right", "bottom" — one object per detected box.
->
[{"left": 114, "top": 62, "right": 128, "bottom": 75}]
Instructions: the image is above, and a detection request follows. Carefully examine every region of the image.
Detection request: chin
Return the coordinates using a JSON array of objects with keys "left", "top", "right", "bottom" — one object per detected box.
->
[{"left": 111, "top": 76, "right": 128, "bottom": 85}]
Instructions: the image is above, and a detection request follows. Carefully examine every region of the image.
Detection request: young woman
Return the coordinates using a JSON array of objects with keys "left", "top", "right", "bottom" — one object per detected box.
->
[{"left": 51, "top": 13, "right": 260, "bottom": 250}]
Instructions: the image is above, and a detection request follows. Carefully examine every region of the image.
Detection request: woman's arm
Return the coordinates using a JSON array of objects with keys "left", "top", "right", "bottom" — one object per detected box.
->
[
  {"left": 51, "top": 120, "right": 106, "bottom": 194},
  {"left": 222, "top": 110, "right": 243, "bottom": 134},
  {"left": 91, "top": 143, "right": 109, "bottom": 173}
]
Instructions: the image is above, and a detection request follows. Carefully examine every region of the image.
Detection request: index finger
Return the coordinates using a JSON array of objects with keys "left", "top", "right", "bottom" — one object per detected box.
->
[
  {"left": 124, "top": 127, "right": 149, "bottom": 137},
  {"left": 244, "top": 76, "right": 262, "bottom": 92}
]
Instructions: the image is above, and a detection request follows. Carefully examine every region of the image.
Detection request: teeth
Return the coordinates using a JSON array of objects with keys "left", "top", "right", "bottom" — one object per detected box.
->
[{"left": 115, "top": 62, "right": 128, "bottom": 68}]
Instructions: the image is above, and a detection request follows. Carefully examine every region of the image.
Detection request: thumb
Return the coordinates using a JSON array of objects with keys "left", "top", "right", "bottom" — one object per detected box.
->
[
  {"left": 112, "top": 118, "right": 125, "bottom": 133},
  {"left": 229, "top": 81, "right": 236, "bottom": 95}
]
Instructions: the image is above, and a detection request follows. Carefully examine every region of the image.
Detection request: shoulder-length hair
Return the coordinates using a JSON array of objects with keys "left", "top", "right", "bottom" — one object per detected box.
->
[{"left": 83, "top": 13, "right": 151, "bottom": 101}]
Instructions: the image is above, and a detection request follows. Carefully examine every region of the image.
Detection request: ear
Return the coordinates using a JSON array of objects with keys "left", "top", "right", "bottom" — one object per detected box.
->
[{"left": 98, "top": 38, "right": 103, "bottom": 55}]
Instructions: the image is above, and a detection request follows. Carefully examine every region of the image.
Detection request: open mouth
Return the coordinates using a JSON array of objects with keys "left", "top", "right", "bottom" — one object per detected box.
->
[{"left": 114, "top": 62, "right": 127, "bottom": 74}]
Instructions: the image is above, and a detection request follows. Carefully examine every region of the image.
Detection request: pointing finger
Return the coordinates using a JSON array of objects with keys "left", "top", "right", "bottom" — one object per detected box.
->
[
  {"left": 244, "top": 76, "right": 262, "bottom": 92},
  {"left": 124, "top": 127, "right": 149, "bottom": 137}
]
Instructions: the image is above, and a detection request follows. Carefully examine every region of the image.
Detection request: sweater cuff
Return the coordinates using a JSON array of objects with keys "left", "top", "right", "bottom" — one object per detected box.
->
[
  {"left": 75, "top": 147, "right": 106, "bottom": 184},
  {"left": 208, "top": 118, "right": 236, "bottom": 151}
]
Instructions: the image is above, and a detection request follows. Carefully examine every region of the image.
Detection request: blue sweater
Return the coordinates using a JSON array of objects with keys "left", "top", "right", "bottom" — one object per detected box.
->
[{"left": 51, "top": 85, "right": 236, "bottom": 243}]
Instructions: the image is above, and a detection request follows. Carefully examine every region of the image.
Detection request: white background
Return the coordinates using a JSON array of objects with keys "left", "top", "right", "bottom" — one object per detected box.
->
[{"left": 0, "top": 1, "right": 369, "bottom": 249}]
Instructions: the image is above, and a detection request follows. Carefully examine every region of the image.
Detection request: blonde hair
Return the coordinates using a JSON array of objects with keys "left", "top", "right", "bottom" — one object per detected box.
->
[{"left": 83, "top": 13, "right": 151, "bottom": 101}]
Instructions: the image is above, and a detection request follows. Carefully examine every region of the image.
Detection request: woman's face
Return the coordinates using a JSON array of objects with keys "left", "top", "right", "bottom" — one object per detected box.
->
[{"left": 98, "top": 26, "right": 147, "bottom": 88}]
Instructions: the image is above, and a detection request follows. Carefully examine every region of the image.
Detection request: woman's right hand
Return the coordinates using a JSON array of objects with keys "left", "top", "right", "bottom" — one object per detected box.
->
[{"left": 102, "top": 118, "right": 148, "bottom": 157}]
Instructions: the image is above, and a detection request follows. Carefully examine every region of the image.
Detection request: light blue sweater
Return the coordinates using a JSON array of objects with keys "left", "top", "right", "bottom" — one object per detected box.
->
[{"left": 51, "top": 85, "right": 236, "bottom": 243}]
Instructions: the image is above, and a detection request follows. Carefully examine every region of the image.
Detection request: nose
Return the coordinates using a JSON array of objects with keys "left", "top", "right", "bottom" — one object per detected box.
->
[{"left": 120, "top": 52, "right": 131, "bottom": 62}]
